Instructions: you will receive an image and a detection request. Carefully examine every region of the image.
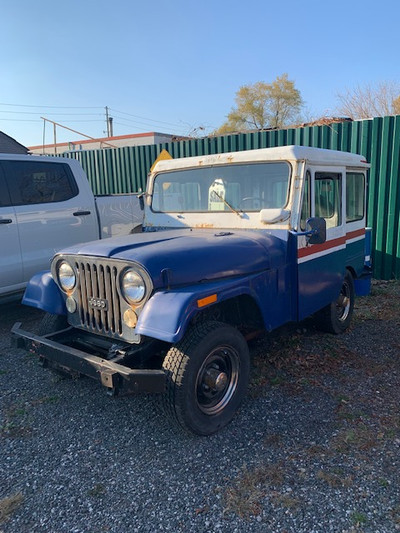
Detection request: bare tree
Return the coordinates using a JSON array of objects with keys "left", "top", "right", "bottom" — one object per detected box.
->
[{"left": 337, "top": 82, "right": 400, "bottom": 119}]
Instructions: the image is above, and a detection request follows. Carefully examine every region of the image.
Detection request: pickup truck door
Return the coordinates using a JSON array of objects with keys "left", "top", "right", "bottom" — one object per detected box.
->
[
  {"left": 0, "top": 168, "right": 23, "bottom": 293},
  {"left": 1, "top": 160, "right": 99, "bottom": 284},
  {"left": 297, "top": 166, "right": 346, "bottom": 320}
]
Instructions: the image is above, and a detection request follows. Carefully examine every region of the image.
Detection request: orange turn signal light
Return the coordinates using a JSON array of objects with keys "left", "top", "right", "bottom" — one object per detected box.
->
[{"left": 197, "top": 294, "right": 217, "bottom": 308}]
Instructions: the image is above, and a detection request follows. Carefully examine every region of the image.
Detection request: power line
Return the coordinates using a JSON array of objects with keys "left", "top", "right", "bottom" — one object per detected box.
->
[
  {"left": 112, "top": 121, "right": 186, "bottom": 134},
  {"left": 0, "top": 118, "right": 42, "bottom": 122},
  {"left": 0, "top": 102, "right": 103, "bottom": 109},
  {"left": 0, "top": 118, "right": 103, "bottom": 123},
  {"left": 113, "top": 119, "right": 189, "bottom": 137},
  {"left": 109, "top": 108, "right": 184, "bottom": 128},
  {"left": 0, "top": 110, "right": 103, "bottom": 116},
  {"left": 111, "top": 113, "right": 187, "bottom": 133},
  {"left": 0, "top": 102, "right": 192, "bottom": 131}
]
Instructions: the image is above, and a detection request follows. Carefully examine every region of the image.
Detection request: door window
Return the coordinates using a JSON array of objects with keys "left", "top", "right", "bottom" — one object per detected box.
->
[
  {"left": 300, "top": 171, "right": 311, "bottom": 230},
  {"left": 3, "top": 161, "right": 78, "bottom": 206},
  {"left": 0, "top": 170, "right": 11, "bottom": 207},
  {"left": 315, "top": 172, "right": 342, "bottom": 228}
]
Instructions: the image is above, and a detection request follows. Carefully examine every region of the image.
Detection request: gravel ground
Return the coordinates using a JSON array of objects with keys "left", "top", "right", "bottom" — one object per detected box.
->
[{"left": 1, "top": 281, "right": 399, "bottom": 533}]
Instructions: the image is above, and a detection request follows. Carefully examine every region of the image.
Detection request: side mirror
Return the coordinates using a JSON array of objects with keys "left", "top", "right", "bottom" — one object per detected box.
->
[
  {"left": 137, "top": 192, "right": 145, "bottom": 211},
  {"left": 306, "top": 217, "right": 326, "bottom": 244}
]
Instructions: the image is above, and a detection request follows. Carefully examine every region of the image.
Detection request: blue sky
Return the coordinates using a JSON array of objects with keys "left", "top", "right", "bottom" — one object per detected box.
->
[{"left": 1, "top": 0, "right": 399, "bottom": 147}]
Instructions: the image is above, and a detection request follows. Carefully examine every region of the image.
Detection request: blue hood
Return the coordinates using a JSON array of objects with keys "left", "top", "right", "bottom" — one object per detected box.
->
[{"left": 60, "top": 229, "right": 287, "bottom": 289}]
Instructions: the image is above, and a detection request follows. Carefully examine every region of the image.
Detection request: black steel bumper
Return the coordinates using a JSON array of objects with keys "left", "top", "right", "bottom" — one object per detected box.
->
[{"left": 11, "top": 322, "right": 166, "bottom": 395}]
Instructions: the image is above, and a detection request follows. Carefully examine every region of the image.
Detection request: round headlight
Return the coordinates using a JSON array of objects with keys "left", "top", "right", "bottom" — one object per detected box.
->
[
  {"left": 122, "top": 270, "right": 146, "bottom": 304},
  {"left": 58, "top": 262, "right": 76, "bottom": 291}
]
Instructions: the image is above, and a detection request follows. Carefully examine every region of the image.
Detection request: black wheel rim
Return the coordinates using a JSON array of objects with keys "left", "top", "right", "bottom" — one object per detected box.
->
[
  {"left": 195, "top": 346, "right": 240, "bottom": 415},
  {"left": 336, "top": 279, "right": 351, "bottom": 322}
]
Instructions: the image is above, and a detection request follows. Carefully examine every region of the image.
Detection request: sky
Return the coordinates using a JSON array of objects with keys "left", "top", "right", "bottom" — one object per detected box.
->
[{"left": 1, "top": 0, "right": 399, "bottom": 148}]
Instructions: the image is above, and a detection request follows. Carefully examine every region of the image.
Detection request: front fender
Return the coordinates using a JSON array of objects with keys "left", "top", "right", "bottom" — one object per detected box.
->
[
  {"left": 22, "top": 271, "right": 67, "bottom": 316},
  {"left": 135, "top": 275, "right": 260, "bottom": 343}
]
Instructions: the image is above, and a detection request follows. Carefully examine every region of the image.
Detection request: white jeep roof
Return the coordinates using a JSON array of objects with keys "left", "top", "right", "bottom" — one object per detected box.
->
[{"left": 152, "top": 145, "right": 370, "bottom": 173}]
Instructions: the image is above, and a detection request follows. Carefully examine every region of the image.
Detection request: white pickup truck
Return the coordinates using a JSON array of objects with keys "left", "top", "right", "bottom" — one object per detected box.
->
[{"left": 0, "top": 154, "right": 142, "bottom": 301}]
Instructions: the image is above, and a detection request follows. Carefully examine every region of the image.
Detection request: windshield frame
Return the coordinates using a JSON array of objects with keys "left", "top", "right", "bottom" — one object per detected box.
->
[{"left": 150, "top": 161, "right": 292, "bottom": 215}]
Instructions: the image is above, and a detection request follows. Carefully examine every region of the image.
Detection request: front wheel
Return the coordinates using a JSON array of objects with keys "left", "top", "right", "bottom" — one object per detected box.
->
[
  {"left": 162, "top": 321, "right": 250, "bottom": 435},
  {"left": 315, "top": 270, "right": 355, "bottom": 334},
  {"left": 38, "top": 312, "right": 68, "bottom": 336}
]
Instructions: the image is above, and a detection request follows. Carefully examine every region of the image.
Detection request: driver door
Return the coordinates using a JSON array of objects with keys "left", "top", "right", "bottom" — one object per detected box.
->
[{"left": 297, "top": 166, "right": 346, "bottom": 320}]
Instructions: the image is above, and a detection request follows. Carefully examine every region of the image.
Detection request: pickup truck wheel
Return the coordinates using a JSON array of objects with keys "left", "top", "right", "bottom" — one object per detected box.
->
[
  {"left": 38, "top": 313, "right": 68, "bottom": 336},
  {"left": 162, "top": 321, "right": 250, "bottom": 436},
  {"left": 315, "top": 270, "right": 355, "bottom": 334}
]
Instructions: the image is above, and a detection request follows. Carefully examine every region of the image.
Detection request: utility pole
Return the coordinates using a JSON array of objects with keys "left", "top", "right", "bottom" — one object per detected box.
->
[
  {"left": 105, "top": 106, "right": 114, "bottom": 138},
  {"left": 53, "top": 122, "right": 57, "bottom": 155}
]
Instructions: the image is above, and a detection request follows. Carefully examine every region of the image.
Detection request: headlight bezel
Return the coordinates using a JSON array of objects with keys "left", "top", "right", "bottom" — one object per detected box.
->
[
  {"left": 57, "top": 261, "right": 76, "bottom": 292},
  {"left": 121, "top": 268, "right": 147, "bottom": 305}
]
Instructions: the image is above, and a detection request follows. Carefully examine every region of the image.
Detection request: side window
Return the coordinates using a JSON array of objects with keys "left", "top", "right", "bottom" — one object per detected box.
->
[
  {"left": 3, "top": 161, "right": 78, "bottom": 206},
  {"left": 315, "top": 172, "right": 342, "bottom": 228},
  {"left": 0, "top": 169, "right": 11, "bottom": 207},
  {"left": 300, "top": 171, "right": 311, "bottom": 230},
  {"left": 346, "top": 172, "right": 365, "bottom": 222}
]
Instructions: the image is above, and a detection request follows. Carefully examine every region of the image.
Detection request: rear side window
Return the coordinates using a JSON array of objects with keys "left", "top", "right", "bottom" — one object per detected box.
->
[
  {"left": 3, "top": 161, "right": 78, "bottom": 206},
  {"left": 346, "top": 172, "right": 365, "bottom": 222},
  {"left": 0, "top": 169, "right": 11, "bottom": 207}
]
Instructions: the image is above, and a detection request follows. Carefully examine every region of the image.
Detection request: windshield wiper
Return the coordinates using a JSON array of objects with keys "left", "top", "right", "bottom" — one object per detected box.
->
[{"left": 212, "top": 191, "right": 243, "bottom": 218}]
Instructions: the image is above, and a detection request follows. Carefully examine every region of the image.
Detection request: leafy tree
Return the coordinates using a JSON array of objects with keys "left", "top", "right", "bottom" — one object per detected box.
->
[
  {"left": 337, "top": 82, "right": 400, "bottom": 119},
  {"left": 215, "top": 74, "right": 303, "bottom": 134}
]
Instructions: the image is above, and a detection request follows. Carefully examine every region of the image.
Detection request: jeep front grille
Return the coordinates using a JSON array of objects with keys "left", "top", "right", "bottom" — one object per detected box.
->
[
  {"left": 52, "top": 255, "right": 151, "bottom": 343},
  {"left": 74, "top": 259, "right": 123, "bottom": 336}
]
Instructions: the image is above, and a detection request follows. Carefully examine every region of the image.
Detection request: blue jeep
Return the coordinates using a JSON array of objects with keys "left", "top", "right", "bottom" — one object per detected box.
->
[{"left": 13, "top": 146, "right": 371, "bottom": 435}]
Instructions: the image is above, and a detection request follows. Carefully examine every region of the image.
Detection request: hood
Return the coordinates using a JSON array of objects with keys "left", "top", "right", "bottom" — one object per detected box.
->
[{"left": 59, "top": 229, "right": 287, "bottom": 289}]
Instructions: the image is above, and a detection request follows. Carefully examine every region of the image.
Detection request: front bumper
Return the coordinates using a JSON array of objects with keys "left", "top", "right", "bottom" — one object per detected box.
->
[{"left": 11, "top": 322, "right": 166, "bottom": 395}]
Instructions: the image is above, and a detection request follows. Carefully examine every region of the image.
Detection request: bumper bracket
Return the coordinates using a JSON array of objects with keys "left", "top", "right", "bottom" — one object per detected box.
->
[{"left": 11, "top": 322, "right": 166, "bottom": 395}]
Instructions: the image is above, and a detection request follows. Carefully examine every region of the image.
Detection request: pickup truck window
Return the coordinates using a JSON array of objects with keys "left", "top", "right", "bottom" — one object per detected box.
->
[
  {"left": 0, "top": 172, "right": 11, "bottom": 207},
  {"left": 315, "top": 172, "right": 342, "bottom": 228},
  {"left": 346, "top": 172, "right": 365, "bottom": 222},
  {"left": 3, "top": 161, "right": 78, "bottom": 206},
  {"left": 152, "top": 162, "right": 290, "bottom": 213}
]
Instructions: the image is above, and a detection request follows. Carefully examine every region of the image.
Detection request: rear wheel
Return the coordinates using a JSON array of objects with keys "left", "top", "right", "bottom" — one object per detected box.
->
[
  {"left": 162, "top": 321, "right": 250, "bottom": 435},
  {"left": 315, "top": 270, "right": 355, "bottom": 334}
]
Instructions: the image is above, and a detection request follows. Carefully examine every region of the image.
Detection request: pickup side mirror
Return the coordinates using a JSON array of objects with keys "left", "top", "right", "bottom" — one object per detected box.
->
[
  {"left": 137, "top": 192, "right": 145, "bottom": 211},
  {"left": 306, "top": 216, "right": 326, "bottom": 244}
]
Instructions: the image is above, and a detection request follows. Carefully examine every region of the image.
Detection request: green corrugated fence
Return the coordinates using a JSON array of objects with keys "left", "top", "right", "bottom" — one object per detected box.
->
[{"left": 62, "top": 116, "right": 400, "bottom": 280}]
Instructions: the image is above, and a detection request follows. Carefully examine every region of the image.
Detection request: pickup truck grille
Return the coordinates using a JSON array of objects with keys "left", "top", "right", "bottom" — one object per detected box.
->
[{"left": 74, "top": 259, "right": 123, "bottom": 336}]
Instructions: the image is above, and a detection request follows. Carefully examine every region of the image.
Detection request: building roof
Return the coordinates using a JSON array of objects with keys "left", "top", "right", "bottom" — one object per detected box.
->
[
  {"left": 28, "top": 131, "right": 176, "bottom": 151},
  {"left": 0, "top": 131, "right": 29, "bottom": 154}
]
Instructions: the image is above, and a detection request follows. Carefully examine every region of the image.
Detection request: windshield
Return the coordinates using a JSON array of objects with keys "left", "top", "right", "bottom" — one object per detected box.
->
[{"left": 151, "top": 162, "right": 291, "bottom": 213}]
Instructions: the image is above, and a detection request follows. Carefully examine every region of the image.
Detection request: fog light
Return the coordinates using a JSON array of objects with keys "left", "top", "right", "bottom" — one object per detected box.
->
[
  {"left": 123, "top": 308, "right": 138, "bottom": 328},
  {"left": 66, "top": 296, "right": 77, "bottom": 313}
]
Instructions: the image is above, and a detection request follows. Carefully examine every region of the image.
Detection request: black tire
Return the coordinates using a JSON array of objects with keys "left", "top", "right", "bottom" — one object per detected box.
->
[
  {"left": 38, "top": 312, "right": 68, "bottom": 336},
  {"left": 315, "top": 270, "right": 355, "bottom": 334},
  {"left": 162, "top": 321, "right": 250, "bottom": 436},
  {"left": 37, "top": 313, "right": 71, "bottom": 377}
]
